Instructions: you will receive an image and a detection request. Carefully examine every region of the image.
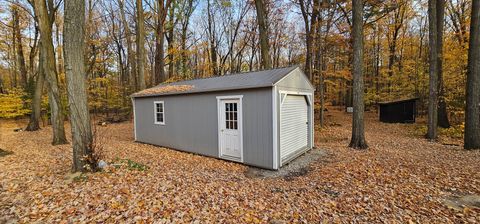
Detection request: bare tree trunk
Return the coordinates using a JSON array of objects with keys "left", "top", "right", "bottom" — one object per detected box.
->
[
  {"left": 10, "top": 28, "right": 18, "bottom": 89},
  {"left": 436, "top": 0, "right": 450, "bottom": 128},
  {"left": 136, "top": 0, "right": 146, "bottom": 90},
  {"left": 0, "top": 73, "right": 4, "bottom": 93},
  {"left": 386, "top": 5, "right": 405, "bottom": 94},
  {"left": 26, "top": 41, "right": 45, "bottom": 131},
  {"left": 349, "top": 0, "right": 367, "bottom": 149},
  {"left": 313, "top": 0, "right": 323, "bottom": 127},
  {"left": 254, "top": 0, "right": 271, "bottom": 69},
  {"left": 64, "top": 0, "right": 95, "bottom": 172},
  {"left": 12, "top": 7, "right": 28, "bottom": 89},
  {"left": 155, "top": 21, "right": 166, "bottom": 83},
  {"left": 298, "top": 0, "right": 318, "bottom": 81},
  {"left": 29, "top": 26, "right": 39, "bottom": 79},
  {"left": 317, "top": 57, "right": 325, "bottom": 127},
  {"left": 167, "top": 4, "right": 175, "bottom": 79},
  {"left": 427, "top": 0, "right": 439, "bottom": 140},
  {"left": 118, "top": 0, "right": 137, "bottom": 90},
  {"left": 180, "top": 32, "right": 188, "bottom": 76},
  {"left": 33, "top": 0, "right": 67, "bottom": 145},
  {"left": 154, "top": 0, "right": 172, "bottom": 84},
  {"left": 55, "top": 19, "right": 63, "bottom": 77},
  {"left": 85, "top": 0, "right": 98, "bottom": 79},
  {"left": 180, "top": 24, "right": 188, "bottom": 76},
  {"left": 178, "top": 0, "right": 194, "bottom": 77},
  {"left": 464, "top": 0, "right": 480, "bottom": 149},
  {"left": 206, "top": 0, "right": 218, "bottom": 76}
]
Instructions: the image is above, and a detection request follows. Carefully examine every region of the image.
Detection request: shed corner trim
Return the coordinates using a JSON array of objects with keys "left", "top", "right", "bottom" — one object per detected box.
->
[
  {"left": 131, "top": 97, "right": 137, "bottom": 141},
  {"left": 272, "top": 86, "right": 279, "bottom": 170}
]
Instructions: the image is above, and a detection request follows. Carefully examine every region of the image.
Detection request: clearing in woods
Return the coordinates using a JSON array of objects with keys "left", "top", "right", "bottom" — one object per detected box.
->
[{"left": 0, "top": 108, "right": 479, "bottom": 222}]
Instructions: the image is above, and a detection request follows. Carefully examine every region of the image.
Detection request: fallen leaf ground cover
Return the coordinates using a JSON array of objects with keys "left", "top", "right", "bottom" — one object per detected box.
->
[{"left": 0, "top": 109, "right": 479, "bottom": 223}]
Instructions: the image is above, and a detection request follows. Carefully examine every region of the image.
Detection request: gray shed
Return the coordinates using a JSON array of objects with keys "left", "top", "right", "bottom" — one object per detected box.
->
[{"left": 131, "top": 66, "right": 314, "bottom": 170}]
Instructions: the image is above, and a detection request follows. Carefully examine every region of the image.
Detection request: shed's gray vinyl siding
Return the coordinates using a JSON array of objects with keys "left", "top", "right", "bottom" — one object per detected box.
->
[{"left": 134, "top": 88, "right": 274, "bottom": 169}]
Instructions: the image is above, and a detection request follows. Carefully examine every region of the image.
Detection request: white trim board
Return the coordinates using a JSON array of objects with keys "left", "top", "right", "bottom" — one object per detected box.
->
[
  {"left": 216, "top": 95, "right": 244, "bottom": 163},
  {"left": 272, "top": 86, "right": 278, "bottom": 170},
  {"left": 131, "top": 98, "right": 137, "bottom": 141}
]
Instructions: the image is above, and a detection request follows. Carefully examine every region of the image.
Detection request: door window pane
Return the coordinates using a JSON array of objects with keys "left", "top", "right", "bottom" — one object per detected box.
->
[{"left": 224, "top": 102, "right": 239, "bottom": 130}]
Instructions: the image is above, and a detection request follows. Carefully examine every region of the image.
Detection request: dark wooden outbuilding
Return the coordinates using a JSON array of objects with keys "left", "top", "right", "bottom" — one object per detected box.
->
[{"left": 378, "top": 98, "right": 418, "bottom": 123}]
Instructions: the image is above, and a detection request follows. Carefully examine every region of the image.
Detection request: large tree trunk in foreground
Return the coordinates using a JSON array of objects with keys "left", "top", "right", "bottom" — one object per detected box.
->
[
  {"left": 436, "top": 0, "right": 451, "bottom": 128},
  {"left": 136, "top": 0, "right": 146, "bottom": 90},
  {"left": 464, "top": 0, "right": 480, "bottom": 149},
  {"left": 349, "top": 0, "right": 367, "bottom": 149},
  {"left": 254, "top": 0, "right": 271, "bottom": 69},
  {"left": 33, "top": 0, "right": 67, "bottom": 145},
  {"left": 427, "top": 0, "right": 439, "bottom": 140},
  {"left": 64, "top": 0, "right": 95, "bottom": 172},
  {"left": 26, "top": 41, "right": 45, "bottom": 132}
]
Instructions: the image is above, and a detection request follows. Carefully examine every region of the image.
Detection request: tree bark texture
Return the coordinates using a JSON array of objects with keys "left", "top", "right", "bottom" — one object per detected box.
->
[
  {"left": 26, "top": 40, "right": 45, "bottom": 132},
  {"left": 64, "top": 0, "right": 95, "bottom": 172},
  {"left": 136, "top": 0, "right": 146, "bottom": 90},
  {"left": 154, "top": 0, "right": 172, "bottom": 84},
  {"left": 167, "top": 4, "right": 175, "bottom": 79},
  {"left": 0, "top": 75, "right": 4, "bottom": 93},
  {"left": 207, "top": 0, "right": 218, "bottom": 76},
  {"left": 464, "top": 0, "right": 480, "bottom": 149},
  {"left": 349, "top": 0, "right": 368, "bottom": 149},
  {"left": 254, "top": 0, "right": 271, "bottom": 69},
  {"left": 313, "top": 0, "right": 323, "bottom": 127},
  {"left": 12, "top": 7, "right": 28, "bottom": 89},
  {"left": 118, "top": 0, "right": 137, "bottom": 89},
  {"left": 427, "top": 0, "right": 439, "bottom": 140},
  {"left": 298, "top": 0, "right": 315, "bottom": 80},
  {"left": 33, "top": 0, "right": 67, "bottom": 145},
  {"left": 180, "top": 0, "right": 194, "bottom": 76},
  {"left": 436, "top": 0, "right": 451, "bottom": 128},
  {"left": 386, "top": 5, "right": 405, "bottom": 94}
]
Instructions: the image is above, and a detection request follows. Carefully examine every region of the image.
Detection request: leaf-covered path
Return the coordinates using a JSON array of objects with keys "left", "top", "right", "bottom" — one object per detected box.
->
[{"left": 0, "top": 110, "right": 479, "bottom": 223}]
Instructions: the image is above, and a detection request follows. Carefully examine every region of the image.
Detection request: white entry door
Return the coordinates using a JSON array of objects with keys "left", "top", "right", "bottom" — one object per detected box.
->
[{"left": 218, "top": 99, "right": 242, "bottom": 161}]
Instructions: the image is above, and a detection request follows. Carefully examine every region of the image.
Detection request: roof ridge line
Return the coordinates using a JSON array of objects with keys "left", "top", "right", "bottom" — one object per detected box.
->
[{"left": 153, "top": 65, "right": 299, "bottom": 88}]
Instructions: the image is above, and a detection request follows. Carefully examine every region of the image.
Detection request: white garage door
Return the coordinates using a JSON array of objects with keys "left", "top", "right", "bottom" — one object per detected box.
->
[{"left": 280, "top": 94, "right": 308, "bottom": 164}]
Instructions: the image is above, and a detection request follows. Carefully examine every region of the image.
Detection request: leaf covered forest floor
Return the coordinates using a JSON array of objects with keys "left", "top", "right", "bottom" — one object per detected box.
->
[{"left": 1, "top": 109, "right": 479, "bottom": 223}]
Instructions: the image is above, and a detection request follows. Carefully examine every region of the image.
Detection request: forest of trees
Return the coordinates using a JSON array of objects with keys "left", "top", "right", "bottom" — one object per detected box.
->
[{"left": 0, "top": 0, "right": 478, "bottom": 170}]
